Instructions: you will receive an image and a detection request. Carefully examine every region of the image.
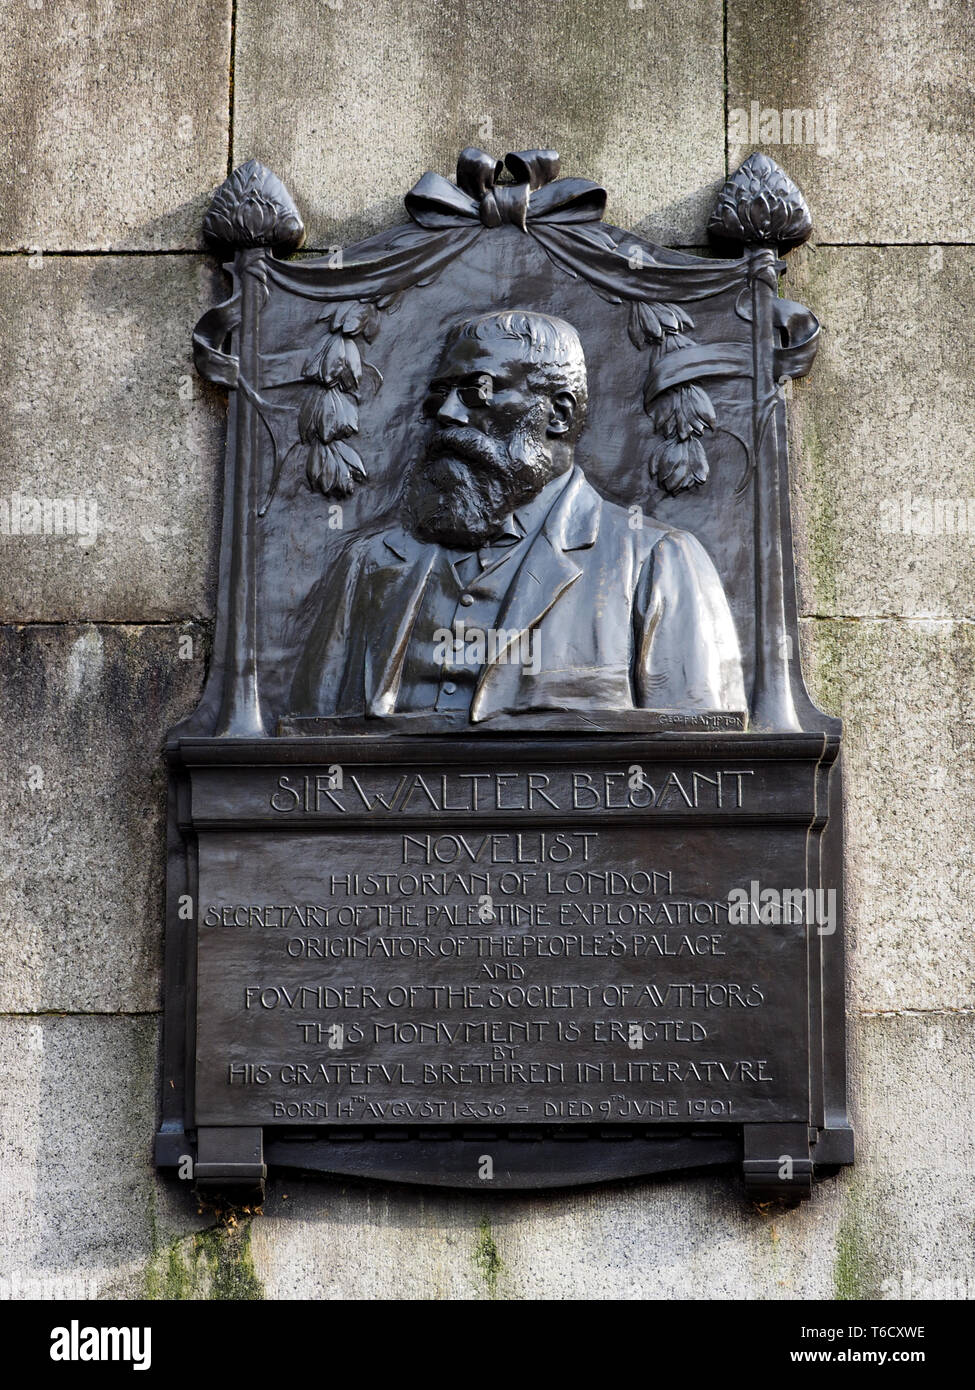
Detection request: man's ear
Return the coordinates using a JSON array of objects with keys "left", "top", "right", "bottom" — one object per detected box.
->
[{"left": 547, "top": 389, "right": 577, "bottom": 437}]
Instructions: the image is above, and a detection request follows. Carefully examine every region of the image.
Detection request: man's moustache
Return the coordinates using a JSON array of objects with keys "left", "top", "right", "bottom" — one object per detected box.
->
[{"left": 425, "top": 430, "right": 498, "bottom": 468}]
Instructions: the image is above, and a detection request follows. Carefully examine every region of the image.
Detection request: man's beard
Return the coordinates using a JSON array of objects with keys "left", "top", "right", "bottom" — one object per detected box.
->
[{"left": 405, "top": 420, "right": 558, "bottom": 548}]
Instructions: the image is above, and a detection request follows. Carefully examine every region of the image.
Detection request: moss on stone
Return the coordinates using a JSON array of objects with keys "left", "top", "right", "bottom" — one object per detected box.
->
[
  {"left": 145, "top": 1237, "right": 197, "bottom": 1301},
  {"left": 194, "top": 1220, "right": 264, "bottom": 1301},
  {"left": 472, "top": 1217, "right": 503, "bottom": 1298},
  {"left": 799, "top": 401, "right": 840, "bottom": 615},
  {"left": 833, "top": 1188, "right": 879, "bottom": 1300},
  {"left": 805, "top": 618, "right": 847, "bottom": 717},
  {"left": 145, "top": 1217, "right": 264, "bottom": 1301}
]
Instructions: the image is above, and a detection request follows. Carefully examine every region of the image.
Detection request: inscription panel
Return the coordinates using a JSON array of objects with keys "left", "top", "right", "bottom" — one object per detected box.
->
[
  {"left": 195, "top": 813, "right": 811, "bottom": 1127},
  {"left": 186, "top": 755, "right": 818, "bottom": 827}
]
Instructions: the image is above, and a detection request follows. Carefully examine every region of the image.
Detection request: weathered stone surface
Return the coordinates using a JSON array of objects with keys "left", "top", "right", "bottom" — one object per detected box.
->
[
  {"left": 0, "top": 1015, "right": 206, "bottom": 1298},
  {"left": 0, "top": 624, "right": 206, "bottom": 1013},
  {"left": 3, "top": 1012, "right": 970, "bottom": 1300},
  {"left": 786, "top": 247, "right": 975, "bottom": 620},
  {"left": 727, "top": 0, "right": 975, "bottom": 243},
  {"left": 801, "top": 616, "right": 975, "bottom": 1014},
  {"left": 842, "top": 1011, "right": 975, "bottom": 1300},
  {"left": 0, "top": 3, "right": 231, "bottom": 251},
  {"left": 244, "top": 1013, "right": 974, "bottom": 1299},
  {"left": 0, "top": 256, "right": 223, "bottom": 623},
  {"left": 232, "top": 0, "right": 725, "bottom": 248}
]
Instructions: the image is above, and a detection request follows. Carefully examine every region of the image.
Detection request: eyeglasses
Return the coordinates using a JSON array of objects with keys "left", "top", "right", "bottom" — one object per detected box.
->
[{"left": 423, "top": 372, "right": 495, "bottom": 416}]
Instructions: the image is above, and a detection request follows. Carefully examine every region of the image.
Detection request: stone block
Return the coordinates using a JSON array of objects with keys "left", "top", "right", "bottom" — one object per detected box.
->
[
  {"left": 0, "top": 2, "right": 231, "bottom": 250},
  {"left": 0, "top": 256, "right": 223, "bottom": 623},
  {"left": 0, "top": 623, "right": 205, "bottom": 1012},
  {"left": 728, "top": 0, "right": 975, "bottom": 243},
  {"left": 233, "top": 0, "right": 725, "bottom": 248}
]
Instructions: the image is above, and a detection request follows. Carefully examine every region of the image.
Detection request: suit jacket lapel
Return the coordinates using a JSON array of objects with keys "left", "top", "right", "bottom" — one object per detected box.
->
[{"left": 365, "top": 530, "right": 437, "bottom": 715}]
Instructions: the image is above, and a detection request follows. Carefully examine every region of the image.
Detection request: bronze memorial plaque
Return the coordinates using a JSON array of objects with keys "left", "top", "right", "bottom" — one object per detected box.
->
[{"left": 157, "top": 146, "right": 852, "bottom": 1199}]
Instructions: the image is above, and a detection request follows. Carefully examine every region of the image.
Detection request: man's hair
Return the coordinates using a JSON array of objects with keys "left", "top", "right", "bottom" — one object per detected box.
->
[{"left": 449, "top": 310, "right": 589, "bottom": 426}]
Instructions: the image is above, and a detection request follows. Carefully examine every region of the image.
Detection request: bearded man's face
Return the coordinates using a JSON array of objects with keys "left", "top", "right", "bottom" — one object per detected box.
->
[{"left": 405, "top": 337, "right": 570, "bottom": 548}]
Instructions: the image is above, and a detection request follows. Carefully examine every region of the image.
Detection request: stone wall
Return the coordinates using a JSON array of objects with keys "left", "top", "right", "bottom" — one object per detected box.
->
[{"left": 2, "top": 0, "right": 973, "bottom": 1300}]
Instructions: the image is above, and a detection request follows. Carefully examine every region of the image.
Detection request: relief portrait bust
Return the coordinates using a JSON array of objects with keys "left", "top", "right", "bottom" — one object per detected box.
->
[{"left": 290, "top": 310, "right": 745, "bottom": 723}]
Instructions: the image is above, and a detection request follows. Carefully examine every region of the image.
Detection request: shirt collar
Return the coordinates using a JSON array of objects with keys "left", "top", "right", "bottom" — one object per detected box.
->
[
  {"left": 444, "top": 469, "right": 575, "bottom": 571},
  {"left": 501, "top": 468, "right": 574, "bottom": 545}
]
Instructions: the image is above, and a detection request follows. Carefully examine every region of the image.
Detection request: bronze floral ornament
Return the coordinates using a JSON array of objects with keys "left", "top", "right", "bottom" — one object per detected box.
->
[
  {"left": 707, "top": 151, "right": 813, "bottom": 250},
  {"left": 202, "top": 158, "right": 305, "bottom": 253}
]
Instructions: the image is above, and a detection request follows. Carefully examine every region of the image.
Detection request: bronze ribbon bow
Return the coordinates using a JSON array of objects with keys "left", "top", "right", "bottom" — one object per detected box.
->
[{"left": 405, "top": 147, "right": 607, "bottom": 232}]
